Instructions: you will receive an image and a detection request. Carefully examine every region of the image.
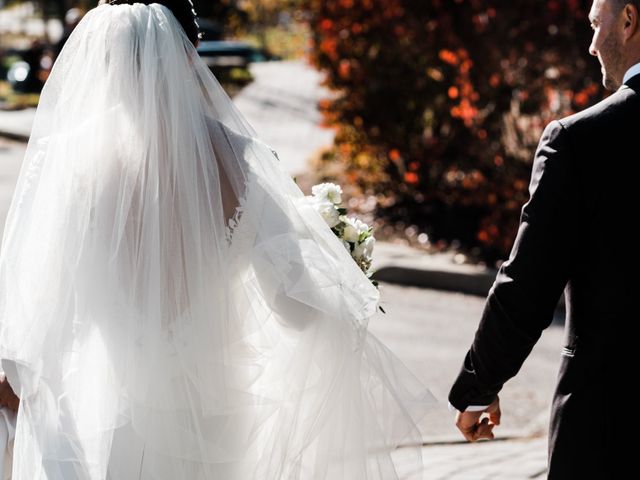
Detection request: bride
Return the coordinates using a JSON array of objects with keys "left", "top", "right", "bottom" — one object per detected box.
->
[{"left": 0, "top": 1, "right": 436, "bottom": 479}]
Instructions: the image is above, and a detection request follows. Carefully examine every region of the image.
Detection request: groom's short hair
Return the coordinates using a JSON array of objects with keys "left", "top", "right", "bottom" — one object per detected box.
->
[{"left": 615, "top": 0, "right": 640, "bottom": 13}]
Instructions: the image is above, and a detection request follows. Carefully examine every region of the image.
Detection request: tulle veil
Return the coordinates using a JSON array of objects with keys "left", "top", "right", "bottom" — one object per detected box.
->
[{"left": 0, "top": 3, "right": 436, "bottom": 479}]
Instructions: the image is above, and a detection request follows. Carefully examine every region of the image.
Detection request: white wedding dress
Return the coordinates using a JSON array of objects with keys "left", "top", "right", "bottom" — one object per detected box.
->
[{"left": 0, "top": 3, "right": 436, "bottom": 479}]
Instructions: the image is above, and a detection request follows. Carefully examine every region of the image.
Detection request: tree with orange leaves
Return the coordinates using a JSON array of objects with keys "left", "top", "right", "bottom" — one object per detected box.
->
[{"left": 306, "top": 0, "right": 603, "bottom": 263}]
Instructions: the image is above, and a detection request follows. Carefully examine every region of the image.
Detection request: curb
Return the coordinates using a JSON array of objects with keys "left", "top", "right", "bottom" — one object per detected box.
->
[
  {"left": 0, "top": 107, "right": 34, "bottom": 143},
  {"left": 372, "top": 266, "right": 497, "bottom": 297},
  {"left": 418, "top": 434, "right": 529, "bottom": 447},
  {"left": 372, "top": 264, "right": 567, "bottom": 310},
  {"left": 0, "top": 130, "right": 29, "bottom": 142}
]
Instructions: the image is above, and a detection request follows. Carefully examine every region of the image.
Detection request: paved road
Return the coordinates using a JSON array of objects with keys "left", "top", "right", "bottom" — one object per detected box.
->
[
  {"left": 395, "top": 437, "right": 548, "bottom": 480},
  {"left": 231, "top": 60, "right": 335, "bottom": 177}
]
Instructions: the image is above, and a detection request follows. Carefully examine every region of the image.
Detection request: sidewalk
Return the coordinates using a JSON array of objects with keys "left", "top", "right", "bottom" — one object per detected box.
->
[{"left": 396, "top": 437, "right": 548, "bottom": 480}]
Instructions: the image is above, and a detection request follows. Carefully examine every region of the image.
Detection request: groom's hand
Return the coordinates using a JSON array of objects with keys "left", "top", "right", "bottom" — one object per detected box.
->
[
  {"left": 455, "top": 396, "right": 501, "bottom": 442},
  {"left": 0, "top": 373, "right": 20, "bottom": 412}
]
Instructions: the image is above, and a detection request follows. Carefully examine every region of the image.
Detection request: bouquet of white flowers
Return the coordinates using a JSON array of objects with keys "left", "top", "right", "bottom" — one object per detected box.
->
[{"left": 307, "top": 183, "right": 384, "bottom": 312}]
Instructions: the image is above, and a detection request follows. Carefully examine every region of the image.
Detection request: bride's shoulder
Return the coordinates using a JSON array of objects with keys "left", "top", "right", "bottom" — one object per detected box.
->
[
  {"left": 203, "top": 114, "right": 251, "bottom": 146},
  {"left": 203, "top": 114, "right": 280, "bottom": 162},
  {"left": 203, "top": 114, "right": 241, "bottom": 136}
]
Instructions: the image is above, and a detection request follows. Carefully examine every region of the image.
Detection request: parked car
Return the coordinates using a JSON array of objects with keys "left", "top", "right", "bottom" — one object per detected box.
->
[
  {"left": 2, "top": 42, "right": 54, "bottom": 94},
  {"left": 196, "top": 41, "right": 270, "bottom": 69}
]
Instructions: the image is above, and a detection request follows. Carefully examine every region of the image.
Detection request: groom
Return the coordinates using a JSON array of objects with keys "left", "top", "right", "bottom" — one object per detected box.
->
[{"left": 448, "top": 0, "right": 637, "bottom": 477}]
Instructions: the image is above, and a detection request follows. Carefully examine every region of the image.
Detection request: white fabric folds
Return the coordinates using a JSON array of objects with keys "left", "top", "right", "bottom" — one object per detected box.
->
[{"left": 0, "top": 3, "right": 436, "bottom": 479}]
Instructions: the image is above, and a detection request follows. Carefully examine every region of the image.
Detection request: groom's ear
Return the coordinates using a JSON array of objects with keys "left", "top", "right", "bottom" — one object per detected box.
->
[{"left": 622, "top": 4, "right": 639, "bottom": 40}]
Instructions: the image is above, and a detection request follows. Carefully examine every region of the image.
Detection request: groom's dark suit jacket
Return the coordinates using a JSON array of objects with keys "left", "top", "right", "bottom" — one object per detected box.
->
[{"left": 449, "top": 74, "right": 639, "bottom": 479}]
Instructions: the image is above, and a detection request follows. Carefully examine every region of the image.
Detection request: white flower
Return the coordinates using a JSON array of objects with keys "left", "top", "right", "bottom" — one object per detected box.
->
[
  {"left": 312, "top": 182, "right": 343, "bottom": 205},
  {"left": 341, "top": 216, "right": 370, "bottom": 243},
  {"left": 353, "top": 236, "right": 375, "bottom": 260},
  {"left": 341, "top": 239, "right": 352, "bottom": 252},
  {"left": 313, "top": 198, "right": 341, "bottom": 228}
]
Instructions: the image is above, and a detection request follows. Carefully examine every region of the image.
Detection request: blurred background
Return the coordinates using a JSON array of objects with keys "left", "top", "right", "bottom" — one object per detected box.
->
[
  {"left": 0, "top": 0, "right": 604, "bottom": 267},
  {"left": 0, "top": 2, "right": 606, "bottom": 477}
]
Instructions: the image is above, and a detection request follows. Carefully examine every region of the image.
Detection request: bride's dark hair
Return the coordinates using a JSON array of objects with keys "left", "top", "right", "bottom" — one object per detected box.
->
[{"left": 98, "top": 0, "right": 202, "bottom": 47}]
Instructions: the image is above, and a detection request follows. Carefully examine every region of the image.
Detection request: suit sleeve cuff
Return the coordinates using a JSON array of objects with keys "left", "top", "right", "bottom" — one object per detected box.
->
[{"left": 448, "top": 401, "right": 491, "bottom": 413}]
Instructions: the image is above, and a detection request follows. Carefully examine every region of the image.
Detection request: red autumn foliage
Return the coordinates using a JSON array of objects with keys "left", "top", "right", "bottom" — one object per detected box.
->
[{"left": 306, "top": 0, "right": 604, "bottom": 263}]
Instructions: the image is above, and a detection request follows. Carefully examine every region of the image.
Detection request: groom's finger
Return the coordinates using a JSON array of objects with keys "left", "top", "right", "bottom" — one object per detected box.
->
[
  {"left": 474, "top": 418, "right": 495, "bottom": 441},
  {"left": 487, "top": 397, "right": 501, "bottom": 426},
  {"left": 457, "top": 414, "right": 484, "bottom": 442},
  {"left": 456, "top": 412, "right": 481, "bottom": 441},
  {"left": 489, "top": 409, "right": 501, "bottom": 426},
  {"left": 457, "top": 421, "right": 476, "bottom": 442},
  {"left": 461, "top": 427, "right": 477, "bottom": 442}
]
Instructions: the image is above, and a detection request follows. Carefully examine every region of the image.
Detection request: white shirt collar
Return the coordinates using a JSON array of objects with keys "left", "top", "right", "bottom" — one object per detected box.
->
[{"left": 622, "top": 62, "right": 640, "bottom": 85}]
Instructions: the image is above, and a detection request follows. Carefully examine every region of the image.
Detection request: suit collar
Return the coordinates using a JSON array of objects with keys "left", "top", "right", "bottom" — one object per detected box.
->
[
  {"left": 621, "top": 72, "right": 640, "bottom": 92},
  {"left": 623, "top": 62, "right": 640, "bottom": 85}
]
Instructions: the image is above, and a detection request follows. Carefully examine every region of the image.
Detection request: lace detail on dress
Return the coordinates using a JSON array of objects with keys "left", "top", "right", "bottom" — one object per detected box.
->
[
  {"left": 223, "top": 171, "right": 262, "bottom": 260},
  {"left": 224, "top": 196, "right": 248, "bottom": 246}
]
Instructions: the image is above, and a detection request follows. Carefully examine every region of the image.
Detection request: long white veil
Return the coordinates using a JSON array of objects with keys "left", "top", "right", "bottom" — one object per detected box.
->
[{"left": 0, "top": 3, "right": 436, "bottom": 479}]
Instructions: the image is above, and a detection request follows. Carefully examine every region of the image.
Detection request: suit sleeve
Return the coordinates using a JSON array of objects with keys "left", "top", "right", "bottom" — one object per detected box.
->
[{"left": 448, "top": 120, "right": 576, "bottom": 411}]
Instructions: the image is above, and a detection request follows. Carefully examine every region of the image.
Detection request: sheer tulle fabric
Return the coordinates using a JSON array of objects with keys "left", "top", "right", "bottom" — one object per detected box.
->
[{"left": 0, "top": 4, "right": 436, "bottom": 479}]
